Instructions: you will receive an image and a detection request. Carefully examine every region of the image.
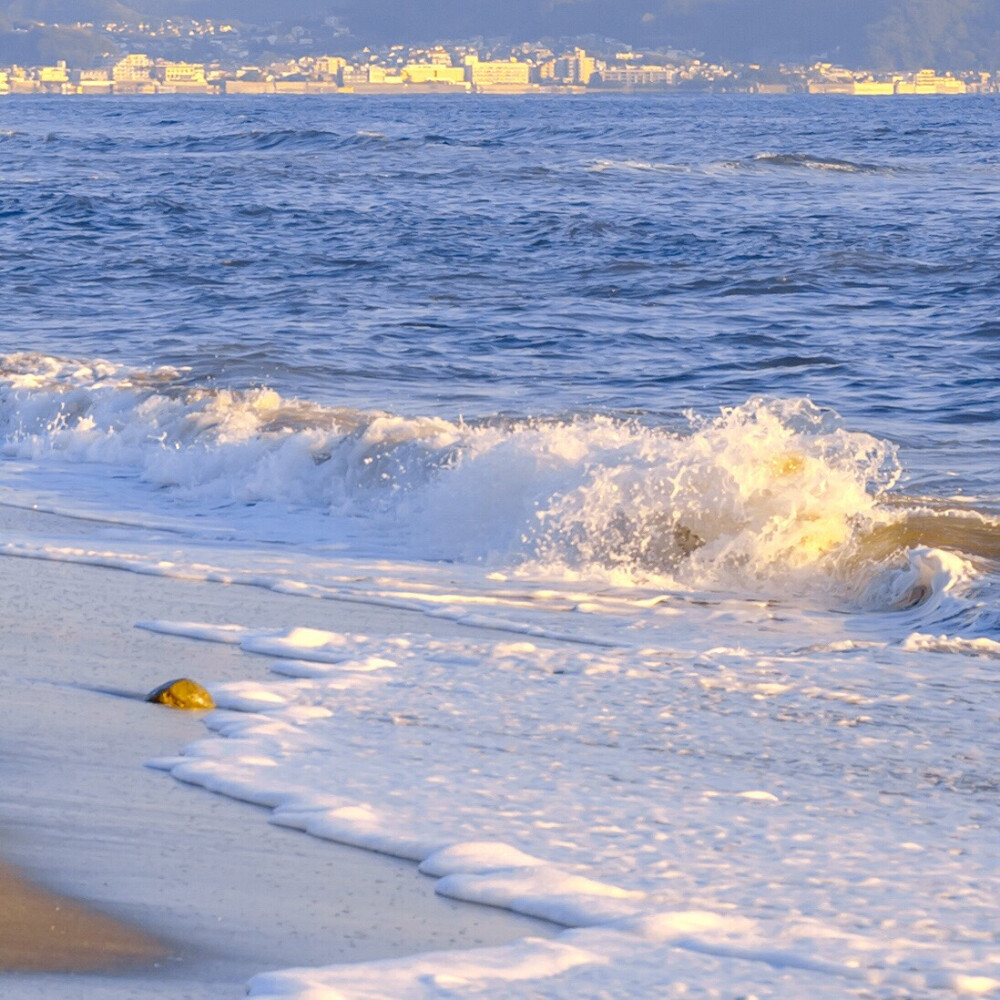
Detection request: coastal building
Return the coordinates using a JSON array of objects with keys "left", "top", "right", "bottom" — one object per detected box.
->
[
  {"left": 896, "top": 69, "right": 966, "bottom": 94},
  {"left": 807, "top": 62, "right": 857, "bottom": 94},
  {"left": 313, "top": 56, "right": 346, "bottom": 79},
  {"left": 342, "top": 65, "right": 397, "bottom": 85},
  {"left": 400, "top": 63, "right": 466, "bottom": 86},
  {"left": 599, "top": 65, "right": 675, "bottom": 87},
  {"left": 8, "top": 71, "right": 40, "bottom": 94},
  {"left": 555, "top": 48, "right": 597, "bottom": 85},
  {"left": 39, "top": 63, "right": 69, "bottom": 85},
  {"left": 339, "top": 62, "right": 471, "bottom": 92},
  {"left": 277, "top": 82, "right": 336, "bottom": 93},
  {"left": 70, "top": 68, "right": 114, "bottom": 94},
  {"left": 156, "top": 61, "right": 208, "bottom": 92},
  {"left": 853, "top": 80, "right": 895, "bottom": 95},
  {"left": 467, "top": 58, "right": 531, "bottom": 89},
  {"left": 113, "top": 53, "right": 153, "bottom": 83},
  {"left": 424, "top": 47, "right": 452, "bottom": 66},
  {"left": 339, "top": 64, "right": 370, "bottom": 87},
  {"left": 536, "top": 59, "right": 557, "bottom": 83},
  {"left": 37, "top": 63, "right": 74, "bottom": 94},
  {"left": 0, "top": 40, "right": 994, "bottom": 99}
]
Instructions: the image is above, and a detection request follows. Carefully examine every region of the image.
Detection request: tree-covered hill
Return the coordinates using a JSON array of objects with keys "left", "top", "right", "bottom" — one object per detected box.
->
[{"left": 0, "top": 23, "right": 112, "bottom": 64}]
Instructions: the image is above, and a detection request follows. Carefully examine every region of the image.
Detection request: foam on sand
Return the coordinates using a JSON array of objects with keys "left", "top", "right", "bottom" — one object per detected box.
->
[
  {"left": 137, "top": 614, "right": 1000, "bottom": 998},
  {"left": 3, "top": 358, "right": 998, "bottom": 997},
  {"left": 0, "top": 545, "right": 557, "bottom": 999}
]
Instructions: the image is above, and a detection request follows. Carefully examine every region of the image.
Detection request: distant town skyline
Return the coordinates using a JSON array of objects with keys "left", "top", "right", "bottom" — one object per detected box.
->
[
  {"left": 2, "top": 0, "right": 1000, "bottom": 71},
  {"left": 2, "top": 37, "right": 995, "bottom": 97}
]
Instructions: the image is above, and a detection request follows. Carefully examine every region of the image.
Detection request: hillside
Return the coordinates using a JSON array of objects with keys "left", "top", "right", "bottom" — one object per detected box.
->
[
  {"left": 2, "top": 0, "right": 999, "bottom": 69},
  {"left": 0, "top": 22, "right": 114, "bottom": 65},
  {"left": 3, "top": 0, "right": 140, "bottom": 24}
]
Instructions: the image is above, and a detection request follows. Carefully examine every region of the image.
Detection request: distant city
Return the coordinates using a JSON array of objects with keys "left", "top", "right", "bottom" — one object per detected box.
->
[{"left": 1, "top": 19, "right": 997, "bottom": 97}]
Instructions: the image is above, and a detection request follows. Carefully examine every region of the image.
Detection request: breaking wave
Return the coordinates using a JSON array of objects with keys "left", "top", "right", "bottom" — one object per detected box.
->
[
  {"left": 749, "top": 152, "right": 886, "bottom": 173},
  {"left": 2, "top": 353, "right": 995, "bottom": 611}
]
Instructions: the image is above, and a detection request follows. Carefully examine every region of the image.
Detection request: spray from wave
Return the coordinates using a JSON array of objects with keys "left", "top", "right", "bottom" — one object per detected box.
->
[{"left": 2, "top": 353, "right": 995, "bottom": 614}]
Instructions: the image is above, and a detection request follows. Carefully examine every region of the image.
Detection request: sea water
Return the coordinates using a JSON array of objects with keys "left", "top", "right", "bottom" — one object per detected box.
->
[{"left": 1, "top": 96, "right": 998, "bottom": 996}]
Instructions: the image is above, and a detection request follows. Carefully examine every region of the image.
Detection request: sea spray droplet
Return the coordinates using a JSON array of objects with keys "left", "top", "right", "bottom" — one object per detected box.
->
[{"left": 146, "top": 678, "right": 215, "bottom": 710}]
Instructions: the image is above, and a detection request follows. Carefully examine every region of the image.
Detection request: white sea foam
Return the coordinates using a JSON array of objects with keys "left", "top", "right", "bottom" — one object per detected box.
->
[
  {"left": 4, "top": 352, "right": 994, "bottom": 658},
  {"left": 3, "top": 353, "right": 926, "bottom": 602},
  {"left": 4, "top": 353, "right": 999, "bottom": 998},
  {"left": 902, "top": 632, "right": 1000, "bottom": 658},
  {"left": 848, "top": 546, "right": 975, "bottom": 614},
  {"left": 587, "top": 158, "right": 691, "bottom": 174},
  {"left": 140, "top": 616, "right": 1000, "bottom": 997}
]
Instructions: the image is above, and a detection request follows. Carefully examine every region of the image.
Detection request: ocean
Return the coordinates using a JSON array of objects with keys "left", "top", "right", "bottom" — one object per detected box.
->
[{"left": 1, "top": 95, "right": 998, "bottom": 997}]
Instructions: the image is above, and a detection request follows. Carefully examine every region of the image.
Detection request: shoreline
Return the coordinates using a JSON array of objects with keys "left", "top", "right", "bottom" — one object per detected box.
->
[
  {"left": 0, "top": 510, "right": 555, "bottom": 996},
  {"left": 2, "top": 89, "right": 995, "bottom": 98}
]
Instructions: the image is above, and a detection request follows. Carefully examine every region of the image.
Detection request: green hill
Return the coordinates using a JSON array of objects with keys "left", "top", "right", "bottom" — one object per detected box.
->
[{"left": 0, "top": 23, "right": 113, "bottom": 64}]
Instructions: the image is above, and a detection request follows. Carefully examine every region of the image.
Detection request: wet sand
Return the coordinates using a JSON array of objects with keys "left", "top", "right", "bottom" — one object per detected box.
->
[
  {"left": 0, "top": 861, "right": 167, "bottom": 973},
  {"left": 0, "top": 506, "right": 553, "bottom": 997}
]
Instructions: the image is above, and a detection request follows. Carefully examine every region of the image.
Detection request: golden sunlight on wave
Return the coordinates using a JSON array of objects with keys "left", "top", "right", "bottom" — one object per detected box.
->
[{"left": 857, "top": 508, "right": 1000, "bottom": 563}]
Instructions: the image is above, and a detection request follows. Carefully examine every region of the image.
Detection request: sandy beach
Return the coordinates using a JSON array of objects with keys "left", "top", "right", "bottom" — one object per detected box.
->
[
  {"left": 0, "top": 506, "right": 554, "bottom": 998},
  {"left": 0, "top": 859, "right": 167, "bottom": 973}
]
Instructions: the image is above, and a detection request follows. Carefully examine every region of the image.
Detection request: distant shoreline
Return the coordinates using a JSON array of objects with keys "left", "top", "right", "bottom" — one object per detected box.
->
[{"left": 0, "top": 88, "right": 993, "bottom": 98}]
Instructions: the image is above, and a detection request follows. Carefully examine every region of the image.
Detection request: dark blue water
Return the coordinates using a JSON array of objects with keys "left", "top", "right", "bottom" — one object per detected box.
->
[{"left": 1, "top": 95, "right": 998, "bottom": 497}]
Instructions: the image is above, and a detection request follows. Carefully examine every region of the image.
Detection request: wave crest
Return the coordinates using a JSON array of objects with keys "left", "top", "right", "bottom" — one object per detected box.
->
[
  {"left": 525, "top": 398, "right": 899, "bottom": 587},
  {"left": 4, "top": 354, "right": 992, "bottom": 609},
  {"left": 750, "top": 152, "right": 886, "bottom": 174}
]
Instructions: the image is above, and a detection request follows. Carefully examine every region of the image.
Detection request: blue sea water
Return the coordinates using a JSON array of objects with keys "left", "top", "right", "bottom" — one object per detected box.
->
[
  {"left": 2, "top": 97, "right": 997, "bottom": 427},
  {"left": 1, "top": 95, "right": 998, "bottom": 602}
]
